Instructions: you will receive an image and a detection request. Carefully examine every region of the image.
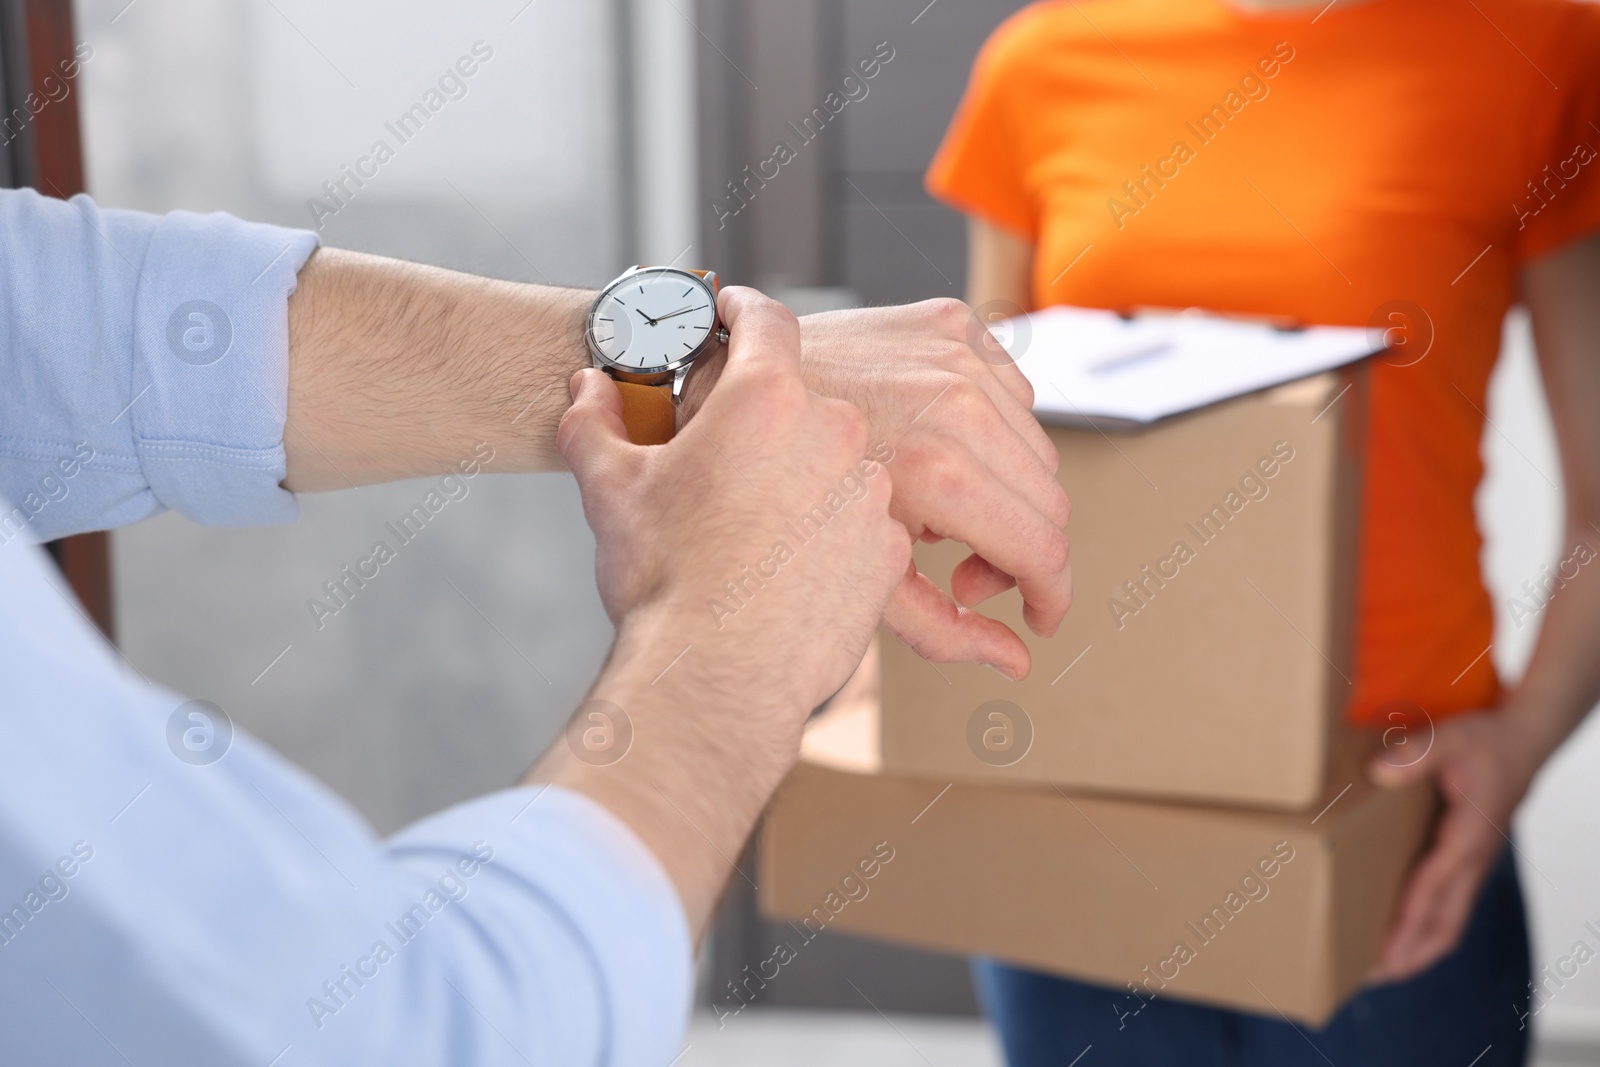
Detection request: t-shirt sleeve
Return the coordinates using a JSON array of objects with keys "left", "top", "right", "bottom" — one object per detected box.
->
[
  {"left": 924, "top": 11, "right": 1040, "bottom": 240},
  {"left": 1513, "top": 4, "right": 1600, "bottom": 263}
]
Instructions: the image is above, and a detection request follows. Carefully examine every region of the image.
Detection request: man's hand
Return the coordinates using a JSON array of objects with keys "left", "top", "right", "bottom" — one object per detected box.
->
[
  {"left": 562, "top": 289, "right": 910, "bottom": 706},
  {"left": 685, "top": 298, "right": 1071, "bottom": 680},
  {"left": 531, "top": 288, "right": 912, "bottom": 939},
  {"left": 286, "top": 252, "right": 1066, "bottom": 679},
  {"left": 1367, "top": 710, "right": 1545, "bottom": 982},
  {"left": 798, "top": 301, "right": 1072, "bottom": 680}
]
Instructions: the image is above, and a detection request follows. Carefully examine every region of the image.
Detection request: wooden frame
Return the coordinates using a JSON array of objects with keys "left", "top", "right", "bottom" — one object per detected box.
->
[{"left": 0, "top": 0, "right": 115, "bottom": 640}]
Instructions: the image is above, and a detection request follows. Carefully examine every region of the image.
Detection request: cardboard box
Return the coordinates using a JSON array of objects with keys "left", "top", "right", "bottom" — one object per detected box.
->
[
  {"left": 880, "top": 372, "right": 1364, "bottom": 809},
  {"left": 759, "top": 699, "right": 1434, "bottom": 1026}
]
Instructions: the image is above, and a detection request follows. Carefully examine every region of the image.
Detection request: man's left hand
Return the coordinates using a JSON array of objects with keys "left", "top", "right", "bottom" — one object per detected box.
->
[
  {"left": 799, "top": 300, "right": 1073, "bottom": 681},
  {"left": 686, "top": 298, "right": 1071, "bottom": 680}
]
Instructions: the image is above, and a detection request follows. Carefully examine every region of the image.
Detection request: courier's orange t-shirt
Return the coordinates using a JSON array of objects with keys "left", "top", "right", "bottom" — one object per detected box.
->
[{"left": 927, "top": 0, "right": 1600, "bottom": 726}]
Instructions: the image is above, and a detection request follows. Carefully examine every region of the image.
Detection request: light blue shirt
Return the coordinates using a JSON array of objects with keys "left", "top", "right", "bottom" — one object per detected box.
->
[{"left": 0, "top": 188, "right": 691, "bottom": 1066}]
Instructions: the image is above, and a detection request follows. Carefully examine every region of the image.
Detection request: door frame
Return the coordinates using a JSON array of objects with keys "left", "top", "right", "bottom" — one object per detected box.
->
[{"left": 0, "top": 0, "right": 115, "bottom": 640}]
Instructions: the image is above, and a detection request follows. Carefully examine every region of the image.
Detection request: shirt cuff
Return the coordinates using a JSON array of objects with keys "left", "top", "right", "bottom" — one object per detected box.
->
[
  {"left": 387, "top": 784, "right": 694, "bottom": 1065},
  {"left": 129, "top": 208, "right": 319, "bottom": 526}
]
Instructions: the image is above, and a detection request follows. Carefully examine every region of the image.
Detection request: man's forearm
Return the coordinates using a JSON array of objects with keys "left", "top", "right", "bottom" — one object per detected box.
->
[
  {"left": 525, "top": 603, "right": 802, "bottom": 943},
  {"left": 284, "top": 247, "right": 594, "bottom": 490}
]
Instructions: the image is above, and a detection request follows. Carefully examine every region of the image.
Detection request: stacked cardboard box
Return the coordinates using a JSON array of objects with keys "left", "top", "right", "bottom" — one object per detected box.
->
[
  {"left": 881, "top": 372, "right": 1364, "bottom": 809},
  {"left": 760, "top": 372, "right": 1438, "bottom": 1023},
  {"left": 761, "top": 698, "right": 1434, "bottom": 1024}
]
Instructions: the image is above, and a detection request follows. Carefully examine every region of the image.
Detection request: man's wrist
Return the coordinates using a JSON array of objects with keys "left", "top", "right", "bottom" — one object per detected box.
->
[
  {"left": 423, "top": 272, "right": 594, "bottom": 476},
  {"left": 463, "top": 278, "right": 595, "bottom": 472},
  {"left": 284, "top": 248, "right": 596, "bottom": 488},
  {"left": 598, "top": 601, "right": 808, "bottom": 787}
]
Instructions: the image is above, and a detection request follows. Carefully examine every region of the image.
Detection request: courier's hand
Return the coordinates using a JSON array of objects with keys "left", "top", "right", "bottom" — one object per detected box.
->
[
  {"left": 681, "top": 299, "right": 1072, "bottom": 679},
  {"left": 1367, "top": 710, "right": 1544, "bottom": 982}
]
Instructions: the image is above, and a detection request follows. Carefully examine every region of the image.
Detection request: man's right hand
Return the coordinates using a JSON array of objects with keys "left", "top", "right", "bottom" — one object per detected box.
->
[{"left": 527, "top": 288, "right": 912, "bottom": 938}]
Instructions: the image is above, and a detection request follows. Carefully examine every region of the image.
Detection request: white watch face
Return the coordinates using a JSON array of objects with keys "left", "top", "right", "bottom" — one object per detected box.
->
[{"left": 589, "top": 269, "right": 717, "bottom": 374}]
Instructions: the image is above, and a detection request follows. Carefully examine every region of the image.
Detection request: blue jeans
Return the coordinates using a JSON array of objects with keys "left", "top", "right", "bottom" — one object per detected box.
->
[{"left": 974, "top": 849, "right": 1530, "bottom": 1066}]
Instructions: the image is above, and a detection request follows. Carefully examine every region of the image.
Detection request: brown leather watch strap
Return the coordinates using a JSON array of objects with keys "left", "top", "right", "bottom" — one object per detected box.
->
[
  {"left": 601, "top": 265, "right": 719, "bottom": 445},
  {"left": 614, "top": 381, "right": 676, "bottom": 446}
]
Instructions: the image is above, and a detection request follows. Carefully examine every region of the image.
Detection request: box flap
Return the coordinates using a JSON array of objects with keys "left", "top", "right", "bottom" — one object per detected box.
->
[{"left": 801, "top": 694, "right": 882, "bottom": 773}]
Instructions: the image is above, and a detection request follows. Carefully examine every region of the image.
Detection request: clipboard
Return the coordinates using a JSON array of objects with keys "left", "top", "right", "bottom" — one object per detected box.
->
[{"left": 999, "top": 306, "right": 1382, "bottom": 430}]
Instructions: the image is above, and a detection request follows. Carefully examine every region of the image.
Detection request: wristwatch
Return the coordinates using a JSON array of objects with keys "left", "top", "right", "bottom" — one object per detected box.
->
[{"left": 585, "top": 265, "right": 729, "bottom": 445}]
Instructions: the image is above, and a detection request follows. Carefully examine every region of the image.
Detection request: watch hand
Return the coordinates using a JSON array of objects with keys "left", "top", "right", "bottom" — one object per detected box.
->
[
  {"left": 654, "top": 304, "right": 708, "bottom": 322},
  {"left": 634, "top": 308, "right": 660, "bottom": 326}
]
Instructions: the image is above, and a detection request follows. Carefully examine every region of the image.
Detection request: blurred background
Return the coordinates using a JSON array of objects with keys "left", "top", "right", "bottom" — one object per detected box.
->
[{"left": 60, "top": 0, "right": 1600, "bottom": 1062}]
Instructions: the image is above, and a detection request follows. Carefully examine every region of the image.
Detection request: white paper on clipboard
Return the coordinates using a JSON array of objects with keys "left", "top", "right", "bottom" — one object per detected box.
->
[{"left": 999, "top": 306, "right": 1382, "bottom": 429}]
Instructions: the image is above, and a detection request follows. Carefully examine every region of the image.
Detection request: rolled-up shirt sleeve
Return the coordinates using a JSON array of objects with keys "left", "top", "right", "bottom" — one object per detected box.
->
[{"left": 0, "top": 187, "right": 318, "bottom": 538}]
